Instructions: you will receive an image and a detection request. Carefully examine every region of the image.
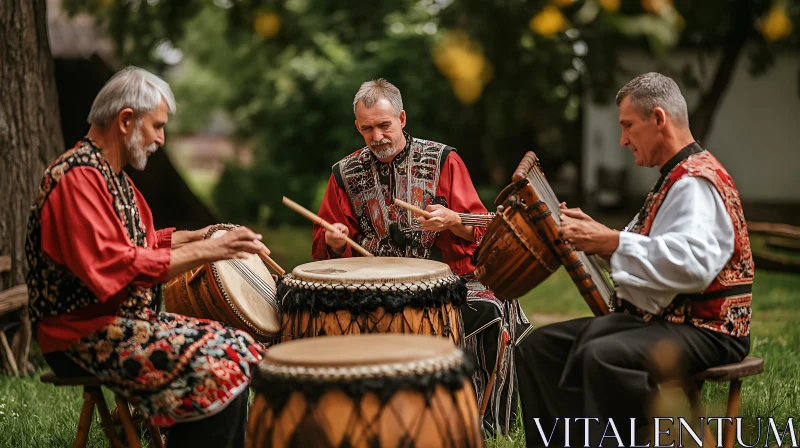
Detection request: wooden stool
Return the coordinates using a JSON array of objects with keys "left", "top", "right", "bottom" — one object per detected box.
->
[
  {"left": 0, "top": 254, "right": 31, "bottom": 377},
  {"left": 685, "top": 356, "right": 764, "bottom": 448},
  {"left": 40, "top": 372, "right": 164, "bottom": 448}
]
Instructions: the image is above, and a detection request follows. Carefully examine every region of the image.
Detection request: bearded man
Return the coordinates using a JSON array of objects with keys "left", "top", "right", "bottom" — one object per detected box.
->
[
  {"left": 26, "top": 66, "right": 269, "bottom": 448},
  {"left": 312, "top": 78, "right": 533, "bottom": 434}
]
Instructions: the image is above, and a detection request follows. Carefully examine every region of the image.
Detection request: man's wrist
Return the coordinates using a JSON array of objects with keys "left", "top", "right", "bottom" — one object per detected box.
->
[
  {"left": 604, "top": 229, "right": 620, "bottom": 258},
  {"left": 328, "top": 244, "right": 346, "bottom": 257},
  {"left": 193, "top": 228, "right": 207, "bottom": 242}
]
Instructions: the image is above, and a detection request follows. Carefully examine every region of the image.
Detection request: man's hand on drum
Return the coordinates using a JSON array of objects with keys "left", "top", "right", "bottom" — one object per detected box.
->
[
  {"left": 172, "top": 225, "right": 213, "bottom": 248},
  {"left": 558, "top": 204, "right": 619, "bottom": 260},
  {"left": 325, "top": 223, "right": 350, "bottom": 256},
  {"left": 207, "top": 226, "right": 270, "bottom": 260}
]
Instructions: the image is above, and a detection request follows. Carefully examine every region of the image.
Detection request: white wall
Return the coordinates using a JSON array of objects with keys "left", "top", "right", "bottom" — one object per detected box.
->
[{"left": 583, "top": 48, "right": 800, "bottom": 203}]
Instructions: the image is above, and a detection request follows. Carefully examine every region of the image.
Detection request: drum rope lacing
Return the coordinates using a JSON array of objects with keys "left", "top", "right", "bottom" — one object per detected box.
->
[
  {"left": 281, "top": 273, "right": 462, "bottom": 292},
  {"left": 259, "top": 349, "right": 464, "bottom": 381}
]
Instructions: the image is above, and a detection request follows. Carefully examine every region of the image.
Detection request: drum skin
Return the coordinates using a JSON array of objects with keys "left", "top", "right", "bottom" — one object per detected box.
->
[
  {"left": 164, "top": 225, "right": 280, "bottom": 343},
  {"left": 246, "top": 334, "right": 483, "bottom": 448}
]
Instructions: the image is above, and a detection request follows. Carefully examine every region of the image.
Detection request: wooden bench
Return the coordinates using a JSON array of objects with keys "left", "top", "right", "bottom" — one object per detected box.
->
[
  {"left": 0, "top": 254, "right": 31, "bottom": 376},
  {"left": 685, "top": 356, "right": 764, "bottom": 448},
  {"left": 40, "top": 372, "right": 164, "bottom": 448}
]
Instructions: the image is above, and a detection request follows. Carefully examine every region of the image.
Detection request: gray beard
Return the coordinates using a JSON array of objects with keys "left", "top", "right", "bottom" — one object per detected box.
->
[
  {"left": 125, "top": 126, "right": 157, "bottom": 171},
  {"left": 370, "top": 145, "right": 397, "bottom": 160}
]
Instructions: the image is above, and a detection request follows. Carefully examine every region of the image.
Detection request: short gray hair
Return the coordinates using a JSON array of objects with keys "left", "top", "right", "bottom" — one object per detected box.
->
[
  {"left": 615, "top": 72, "right": 689, "bottom": 128},
  {"left": 353, "top": 78, "right": 403, "bottom": 115},
  {"left": 88, "top": 66, "right": 177, "bottom": 127}
]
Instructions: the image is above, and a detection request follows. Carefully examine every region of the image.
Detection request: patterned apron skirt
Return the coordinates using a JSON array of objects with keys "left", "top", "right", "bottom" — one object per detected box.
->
[{"left": 61, "top": 309, "right": 264, "bottom": 426}]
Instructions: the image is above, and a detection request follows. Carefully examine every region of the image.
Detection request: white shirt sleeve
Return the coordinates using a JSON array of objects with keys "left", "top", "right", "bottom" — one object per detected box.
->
[{"left": 609, "top": 176, "right": 735, "bottom": 314}]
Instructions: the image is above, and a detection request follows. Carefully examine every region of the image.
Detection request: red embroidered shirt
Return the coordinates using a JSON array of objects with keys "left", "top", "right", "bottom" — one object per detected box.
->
[
  {"left": 312, "top": 151, "right": 487, "bottom": 276},
  {"left": 36, "top": 167, "right": 173, "bottom": 353}
]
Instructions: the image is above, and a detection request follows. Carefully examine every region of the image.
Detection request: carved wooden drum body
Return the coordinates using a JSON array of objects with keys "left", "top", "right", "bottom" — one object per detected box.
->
[
  {"left": 279, "top": 257, "right": 466, "bottom": 345},
  {"left": 247, "top": 334, "right": 483, "bottom": 448},
  {"left": 164, "top": 224, "right": 281, "bottom": 343}
]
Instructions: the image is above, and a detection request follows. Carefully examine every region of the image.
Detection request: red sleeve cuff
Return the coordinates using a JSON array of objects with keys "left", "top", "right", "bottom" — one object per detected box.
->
[
  {"left": 155, "top": 228, "right": 175, "bottom": 248},
  {"left": 327, "top": 245, "right": 353, "bottom": 259},
  {"left": 131, "top": 246, "right": 172, "bottom": 285},
  {"left": 473, "top": 226, "right": 487, "bottom": 245}
]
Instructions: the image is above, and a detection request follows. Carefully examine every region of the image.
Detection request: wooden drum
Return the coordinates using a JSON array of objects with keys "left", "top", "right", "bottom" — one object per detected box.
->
[
  {"left": 164, "top": 224, "right": 281, "bottom": 343},
  {"left": 279, "top": 257, "right": 466, "bottom": 345},
  {"left": 247, "top": 334, "right": 483, "bottom": 448},
  {"left": 474, "top": 151, "right": 615, "bottom": 316}
]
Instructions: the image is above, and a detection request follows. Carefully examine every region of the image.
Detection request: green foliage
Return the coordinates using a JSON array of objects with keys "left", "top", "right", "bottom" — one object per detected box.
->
[{"left": 65, "top": 0, "right": 799, "bottom": 226}]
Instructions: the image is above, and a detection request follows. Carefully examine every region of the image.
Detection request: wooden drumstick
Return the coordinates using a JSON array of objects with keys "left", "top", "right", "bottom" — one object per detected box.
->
[
  {"left": 394, "top": 198, "right": 495, "bottom": 227},
  {"left": 392, "top": 198, "right": 434, "bottom": 219},
  {"left": 259, "top": 252, "right": 286, "bottom": 276},
  {"left": 281, "top": 196, "right": 374, "bottom": 257},
  {"left": 479, "top": 331, "right": 508, "bottom": 419}
]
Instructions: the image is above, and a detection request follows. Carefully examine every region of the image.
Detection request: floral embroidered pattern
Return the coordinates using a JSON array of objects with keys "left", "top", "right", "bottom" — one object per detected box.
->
[
  {"left": 26, "top": 139, "right": 152, "bottom": 325},
  {"left": 625, "top": 150, "right": 753, "bottom": 337},
  {"left": 26, "top": 139, "right": 264, "bottom": 425},
  {"left": 65, "top": 310, "right": 263, "bottom": 426}
]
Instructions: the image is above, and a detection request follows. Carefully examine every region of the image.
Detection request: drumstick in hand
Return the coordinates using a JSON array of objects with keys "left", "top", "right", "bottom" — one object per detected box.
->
[
  {"left": 394, "top": 198, "right": 495, "bottom": 227},
  {"left": 259, "top": 252, "right": 286, "bottom": 276},
  {"left": 393, "top": 198, "right": 434, "bottom": 219},
  {"left": 281, "top": 196, "right": 374, "bottom": 257}
]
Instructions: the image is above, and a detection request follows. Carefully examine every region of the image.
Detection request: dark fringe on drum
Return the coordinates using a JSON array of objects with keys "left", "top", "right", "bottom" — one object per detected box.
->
[
  {"left": 278, "top": 277, "right": 468, "bottom": 314},
  {"left": 251, "top": 353, "right": 476, "bottom": 413}
]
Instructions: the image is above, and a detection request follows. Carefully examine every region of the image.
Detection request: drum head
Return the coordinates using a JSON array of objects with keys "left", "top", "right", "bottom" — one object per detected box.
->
[
  {"left": 262, "top": 334, "right": 456, "bottom": 369},
  {"left": 210, "top": 229, "right": 280, "bottom": 335},
  {"left": 290, "top": 257, "right": 452, "bottom": 286}
]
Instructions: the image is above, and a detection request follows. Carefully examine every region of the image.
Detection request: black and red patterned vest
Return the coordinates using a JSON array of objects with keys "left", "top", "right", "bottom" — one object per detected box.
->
[
  {"left": 333, "top": 133, "right": 452, "bottom": 260},
  {"left": 26, "top": 138, "right": 153, "bottom": 326},
  {"left": 619, "top": 143, "right": 754, "bottom": 336}
]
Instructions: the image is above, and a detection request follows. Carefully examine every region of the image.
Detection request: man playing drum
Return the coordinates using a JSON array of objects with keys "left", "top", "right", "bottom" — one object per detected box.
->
[
  {"left": 26, "top": 66, "right": 269, "bottom": 448},
  {"left": 312, "top": 78, "right": 532, "bottom": 435},
  {"left": 515, "top": 72, "right": 753, "bottom": 447}
]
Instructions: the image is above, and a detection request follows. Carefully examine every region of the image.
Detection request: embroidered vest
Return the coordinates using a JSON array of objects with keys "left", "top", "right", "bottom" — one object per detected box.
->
[
  {"left": 334, "top": 135, "right": 451, "bottom": 260},
  {"left": 26, "top": 139, "right": 154, "bottom": 326},
  {"left": 621, "top": 149, "right": 754, "bottom": 337}
]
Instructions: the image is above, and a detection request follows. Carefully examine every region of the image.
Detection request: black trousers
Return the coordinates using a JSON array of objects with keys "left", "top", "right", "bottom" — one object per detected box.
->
[
  {"left": 44, "top": 351, "right": 249, "bottom": 448},
  {"left": 515, "top": 313, "right": 750, "bottom": 448}
]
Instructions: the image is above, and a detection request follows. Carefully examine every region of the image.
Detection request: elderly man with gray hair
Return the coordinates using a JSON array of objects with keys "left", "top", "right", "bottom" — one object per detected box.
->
[
  {"left": 514, "top": 72, "right": 753, "bottom": 447},
  {"left": 312, "top": 78, "right": 533, "bottom": 435},
  {"left": 26, "top": 66, "right": 270, "bottom": 447}
]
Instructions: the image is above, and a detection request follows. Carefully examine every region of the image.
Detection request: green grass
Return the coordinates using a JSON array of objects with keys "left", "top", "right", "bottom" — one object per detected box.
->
[
  {"left": 1, "top": 227, "right": 798, "bottom": 447},
  {"left": 484, "top": 268, "right": 800, "bottom": 448}
]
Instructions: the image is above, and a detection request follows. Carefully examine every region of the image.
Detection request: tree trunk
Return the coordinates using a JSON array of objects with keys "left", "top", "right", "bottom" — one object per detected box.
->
[
  {"left": 0, "top": 0, "right": 63, "bottom": 375},
  {"left": 0, "top": 0, "right": 64, "bottom": 288},
  {"left": 689, "top": 0, "right": 751, "bottom": 142}
]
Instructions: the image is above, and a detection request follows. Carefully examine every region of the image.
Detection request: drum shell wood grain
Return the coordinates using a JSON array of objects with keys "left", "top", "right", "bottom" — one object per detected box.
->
[
  {"left": 279, "top": 258, "right": 466, "bottom": 345},
  {"left": 247, "top": 380, "right": 482, "bottom": 448},
  {"left": 246, "top": 335, "right": 483, "bottom": 448},
  {"left": 474, "top": 183, "right": 561, "bottom": 300},
  {"left": 281, "top": 303, "right": 463, "bottom": 346},
  {"left": 164, "top": 264, "right": 275, "bottom": 341}
]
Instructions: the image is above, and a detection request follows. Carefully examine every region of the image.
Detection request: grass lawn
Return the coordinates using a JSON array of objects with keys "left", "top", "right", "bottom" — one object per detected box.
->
[{"left": 1, "top": 227, "right": 798, "bottom": 447}]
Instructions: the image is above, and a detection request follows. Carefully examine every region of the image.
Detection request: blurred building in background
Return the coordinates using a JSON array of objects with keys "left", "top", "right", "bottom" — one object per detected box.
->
[{"left": 583, "top": 48, "right": 799, "bottom": 223}]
